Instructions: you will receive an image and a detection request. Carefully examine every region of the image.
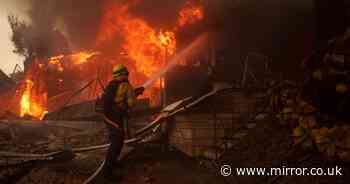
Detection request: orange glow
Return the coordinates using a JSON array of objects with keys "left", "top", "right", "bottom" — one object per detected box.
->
[
  {"left": 69, "top": 51, "right": 100, "bottom": 65},
  {"left": 123, "top": 26, "right": 176, "bottom": 77},
  {"left": 95, "top": 1, "right": 204, "bottom": 105},
  {"left": 20, "top": 79, "right": 48, "bottom": 120},
  {"left": 96, "top": 3, "right": 179, "bottom": 104},
  {"left": 48, "top": 51, "right": 99, "bottom": 71},
  {"left": 158, "top": 31, "right": 176, "bottom": 55},
  {"left": 49, "top": 55, "right": 64, "bottom": 71},
  {"left": 122, "top": 8, "right": 175, "bottom": 77},
  {"left": 177, "top": 1, "right": 204, "bottom": 28},
  {"left": 10, "top": 0, "right": 207, "bottom": 121},
  {"left": 15, "top": 0, "right": 205, "bottom": 113}
]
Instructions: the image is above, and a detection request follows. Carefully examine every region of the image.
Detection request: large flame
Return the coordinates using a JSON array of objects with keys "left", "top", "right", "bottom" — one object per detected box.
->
[
  {"left": 19, "top": 51, "right": 99, "bottom": 119},
  {"left": 96, "top": 1, "right": 203, "bottom": 77},
  {"left": 20, "top": 79, "right": 48, "bottom": 120},
  {"left": 97, "top": 4, "right": 177, "bottom": 78},
  {"left": 95, "top": 3, "right": 181, "bottom": 104},
  {"left": 96, "top": 1, "right": 203, "bottom": 104},
  {"left": 16, "top": 0, "right": 204, "bottom": 118}
]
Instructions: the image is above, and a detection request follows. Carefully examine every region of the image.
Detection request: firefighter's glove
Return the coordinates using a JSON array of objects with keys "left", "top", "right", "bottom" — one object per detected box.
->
[{"left": 134, "top": 87, "right": 145, "bottom": 97}]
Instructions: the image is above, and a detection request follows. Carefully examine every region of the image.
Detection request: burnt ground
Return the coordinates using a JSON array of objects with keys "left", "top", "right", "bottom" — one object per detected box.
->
[
  {"left": 1, "top": 123, "right": 226, "bottom": 184},
  {"left": 9, "top": 145, "right": 227, "bottom": 184},
  {"left": 117, "top": 145, "right": 227, "bottom": 184},
  {"left": 1, "top": 115, "right": 350, "bottom": 184}
]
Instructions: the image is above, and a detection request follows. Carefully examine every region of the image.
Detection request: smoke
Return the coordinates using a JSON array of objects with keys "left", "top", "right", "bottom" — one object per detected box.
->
[
  {"left": 2, "top": 0, "right": 30, "bottom": 14},
  {"left": 26, "top": 0, "right": 107, "bottom": 50},
  {"left": 8, "top": 0, "right": 205, "bottom": 59},
  {"left": 129, "top": 0, "right": 187, "bottom": 28},
  {"left": 7, "top": 0, "right": 107, "bottom": 60}
]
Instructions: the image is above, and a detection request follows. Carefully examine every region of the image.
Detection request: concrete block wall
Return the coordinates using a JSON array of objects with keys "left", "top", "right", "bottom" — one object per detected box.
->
[{"left": 168, "top": 91, "right": 264, "bottom": 159}]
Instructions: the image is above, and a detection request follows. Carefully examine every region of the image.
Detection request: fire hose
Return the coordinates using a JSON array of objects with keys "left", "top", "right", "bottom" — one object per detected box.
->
[
  {"left": 0, "top": 33, "right": 214, "bottom": 183},
  {"left": 0, "top": 84, "right": 233, "bottom": 183}
]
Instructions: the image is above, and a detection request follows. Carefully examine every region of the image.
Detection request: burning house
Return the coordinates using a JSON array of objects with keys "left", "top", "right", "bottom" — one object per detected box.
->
[
  {"left": 2, "top": 1, "right": 350, "bottom": 184},
  {"left": 3, "top": 0, "right": 211, "bottom": 120}
]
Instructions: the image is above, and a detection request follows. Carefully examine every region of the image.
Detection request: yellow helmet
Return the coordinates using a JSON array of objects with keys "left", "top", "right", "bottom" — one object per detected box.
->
[{"left": 112, "top": 64, "right": 129, "bottom": 78}]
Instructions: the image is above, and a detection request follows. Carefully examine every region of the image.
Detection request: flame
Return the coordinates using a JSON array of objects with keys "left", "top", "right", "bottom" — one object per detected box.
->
[
  {"left": 96, "top": 1, "right": 203, "bottom": 78},
  {"left": 69, "top": 51, "right": 100, "bottom": 65},
  {"left": 158, "top": 31, "right": 176, "bottom": 55},
  {"left": 123, "top": 26, "right": 176, "bottom": 77},
  {"left": 96, "top": 3, "right": 180, "bottom": 104},
  {"left": 177, "top": 1, "right": 204, "bottom": 28},
  {"left": 49, "top": 55, "right": 64, "bottom": 72},
  {"left": 48, "top": 51, "right": 99, "bottom": 71},
  {"left": 15, "top": 0, "right": 204, "bottom": 114},
  {"left": 95, "top": 1, "right": 204, "bottom": 105},
  {"left": 100, "top": 5, "right": 176, "bottom": 75},
  {"left": 20, "top": 80, "right": 32, "bottom": 116},
  {"left": 20, "top": 79, "right": 48, "bottom": 120}
]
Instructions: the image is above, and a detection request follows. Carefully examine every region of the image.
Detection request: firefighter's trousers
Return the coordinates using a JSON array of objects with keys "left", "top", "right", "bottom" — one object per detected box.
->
[{"left": 103, "top": 122, "right": 125, "bottom": 177}]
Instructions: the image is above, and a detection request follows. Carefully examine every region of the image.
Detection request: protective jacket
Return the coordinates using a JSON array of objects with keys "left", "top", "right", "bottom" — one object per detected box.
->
[{"left": 103, "top": 75, "right": 136, "bottom": 128}]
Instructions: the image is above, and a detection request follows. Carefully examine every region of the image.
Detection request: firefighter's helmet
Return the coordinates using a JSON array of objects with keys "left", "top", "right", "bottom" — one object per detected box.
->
[{"left": 112, "top": 64, "right": 129, "bottom": 78}]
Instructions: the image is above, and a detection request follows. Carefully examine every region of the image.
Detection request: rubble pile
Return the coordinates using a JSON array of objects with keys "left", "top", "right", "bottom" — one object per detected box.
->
[
  {"left": 303, "top": 29, "right": 350, "bottom": 118},
  {"left": 0, "top": 121, "right": 107, "bottom": 183},
  {"left": 267, "top": 80, "right": 350, "bottom": 162},
  {"left": 254, "top": 30, "right": 350, "bottom": 162}
]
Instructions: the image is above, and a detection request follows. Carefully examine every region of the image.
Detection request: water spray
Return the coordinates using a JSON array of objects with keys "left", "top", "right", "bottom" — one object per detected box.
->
[{"left": 142, "top": 32, "right": 208, "bottom": 88}]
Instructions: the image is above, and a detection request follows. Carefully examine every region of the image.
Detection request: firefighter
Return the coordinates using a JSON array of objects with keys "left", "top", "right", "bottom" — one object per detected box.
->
[{"left": 101, "top": 64, "right": 144, "bottom": 181}]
